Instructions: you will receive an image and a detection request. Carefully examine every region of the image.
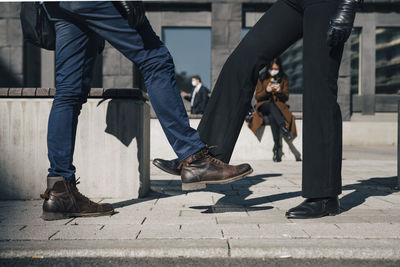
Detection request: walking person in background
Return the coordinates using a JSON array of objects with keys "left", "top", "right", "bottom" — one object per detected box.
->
[
  {"left": 182, "top": 75, "right": 209, "bottom": 115},
  {"left": 248, "top": 58, "right": 298, "bottom": 162}
]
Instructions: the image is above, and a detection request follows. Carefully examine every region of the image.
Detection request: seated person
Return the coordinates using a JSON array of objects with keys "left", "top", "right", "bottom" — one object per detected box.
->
[{"left": 248, "top": 58, "right": 297, "bottom": 162}]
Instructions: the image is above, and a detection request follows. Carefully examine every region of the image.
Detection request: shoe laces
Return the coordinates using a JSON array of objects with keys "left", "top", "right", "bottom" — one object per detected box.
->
[
  {"left": 205, "top": 153, "right": 227, "bottom": 166},
  {"left": 40, "top": 189, "right": 50, "bottom": 200},
  {"left": 70, "top": 178, "right": 96, "bottom": 205}
]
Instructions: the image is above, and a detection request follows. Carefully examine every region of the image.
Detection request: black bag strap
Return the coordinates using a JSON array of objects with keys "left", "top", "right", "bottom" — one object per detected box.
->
[{"left": 20, "top": 2, "right": 55, "bottom": 50}]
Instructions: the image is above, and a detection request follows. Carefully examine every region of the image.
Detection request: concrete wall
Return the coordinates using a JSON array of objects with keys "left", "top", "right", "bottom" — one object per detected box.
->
[
  {"left": 0, "top": 92, "right": 150, "bottom": 200},
  {"left": 0, "top": 2, "right": 22, "bottom": 87},
  {"left": 102, "top": 42, "right": 134, "bottom": 88},
  {"left": 150, "top": 117, "right": 397, "bottom": 162}
]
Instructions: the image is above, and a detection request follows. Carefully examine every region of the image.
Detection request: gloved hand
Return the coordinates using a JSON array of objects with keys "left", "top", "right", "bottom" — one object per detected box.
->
[
  {"left": 326, "top": 0, "right": 361, "bottom": 47},
  {"left": 113, "top": 1, "right": 145, "bottom": 29}
]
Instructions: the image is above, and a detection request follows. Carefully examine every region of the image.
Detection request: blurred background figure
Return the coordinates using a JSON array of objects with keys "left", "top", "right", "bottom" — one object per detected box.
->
[
  {"left": 247, "top": 58, "right": 300, "bottom": 162},
  {"left": 182, "top": 75, "right": 209, "bottom": 115}
]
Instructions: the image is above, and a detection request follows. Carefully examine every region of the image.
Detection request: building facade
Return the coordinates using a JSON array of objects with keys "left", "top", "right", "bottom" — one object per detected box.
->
[{"left": 1, "top": 0, "right": 399, "bottom": 120}]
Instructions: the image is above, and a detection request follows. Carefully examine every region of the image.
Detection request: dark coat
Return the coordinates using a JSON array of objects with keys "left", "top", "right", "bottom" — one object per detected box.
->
[
  {"left": 248, "top": 75, "right": 297, "bottom": 138},
  {"left": 185, "top": 86, "right": 209, "bottom": 114}
]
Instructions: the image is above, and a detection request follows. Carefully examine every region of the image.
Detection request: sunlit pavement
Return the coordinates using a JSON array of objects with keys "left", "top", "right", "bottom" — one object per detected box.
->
[{"left": 0, "top": 146, "right": 399, "bottom": 261}]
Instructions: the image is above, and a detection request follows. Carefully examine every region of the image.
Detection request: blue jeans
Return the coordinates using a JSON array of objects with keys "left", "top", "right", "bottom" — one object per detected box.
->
[{"left": 47, "top": 1, "right": 205, "bottom": 180}]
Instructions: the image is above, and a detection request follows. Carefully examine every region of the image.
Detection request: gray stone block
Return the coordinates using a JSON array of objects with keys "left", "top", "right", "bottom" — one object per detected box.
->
[
  {"left": 362, "top": 95, "right": 375, "bottom": 115},
  {"left": 113, "top": 75, "right": 133, "bottom": 88},
  {"left": 7, "top": 19, "right": 22, "bottom": 45},
  {"left": 222, "top": 224, "right": 262, "bottom": 239},
  {"left": 258, "top": 223, "right": 310, "bottom": 239},
  {"left": 102, "top": 48, "right": 120, "bottom": 76},
  {"left": 0, "top": 88, "right": 9, "bottom": 96},
  {"left": 40, "top": 50, "right": 55, "bottom": 88},
  {"left": 103, "top": 76, "right": 115, "bottom": 88},
  {"left": 21, "top": 88, "right": 37, "bottom": 97},
  {"left": 0, "top": 225, "right": 61, "bottom": 241},
  {"left": 138, "top": 224, "right": 180, "bottom": 239},
  {"left": 227, "top": 20, "right": 242, "bottom": 49},
  {"left": 0, "top": 20, "right": 7, "bottom": 46},
  {"left": 51, "top": 225, "right": 103, "bottom": 240},
  {"left": 36, "top": 88, "right": 50, "bottom": 96},
  {"left": 89, "top": 88, "right": 104, "bottom": 97},
  {"left": 99, "top": 224, "right": 141, "bottom": 240},
  {"left": 178, "top": 224, "right": 222, "bottom": 239},
  {"left": 120, "top": 56, "right": 133, "bottom": 76},
  {"left": 49, "top": 88, "right": 56, "bottom": 97},
  {"left": 3, "top": 3, "right": 20, "bottom": 18},
  {"left": 9, "top": 46, "right": 22, "bottom": 75},
  {"left": 8, "top": 88, "right": 22, "bottom": 96},
  {"left": 212, "top": 3, "right": 241, "bottom": 21},
  {"left": 0, "top": 47, "right": 10, "bottom": 70}
]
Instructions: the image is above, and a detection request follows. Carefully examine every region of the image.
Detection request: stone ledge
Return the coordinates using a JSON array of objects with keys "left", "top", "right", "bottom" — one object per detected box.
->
[{"left": 0, "top": 88, "right": 148, "bottom": 101}]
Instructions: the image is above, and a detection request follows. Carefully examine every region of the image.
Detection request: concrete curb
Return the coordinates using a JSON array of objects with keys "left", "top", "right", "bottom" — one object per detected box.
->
[{"left": 1, "top": 239, "right": 400, "bottom": 259}]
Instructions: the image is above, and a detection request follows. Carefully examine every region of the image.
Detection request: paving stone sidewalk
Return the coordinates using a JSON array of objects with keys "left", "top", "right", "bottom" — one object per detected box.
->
[{"left": 0, "top": 146, "right": 399, "bottom": 259}]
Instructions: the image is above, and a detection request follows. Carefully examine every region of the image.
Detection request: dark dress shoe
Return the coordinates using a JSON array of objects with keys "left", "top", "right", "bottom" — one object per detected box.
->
[
  {"left": 180, "top": 147, "right": 253, "bottom": 191},
  {"left": 280, "top": 124, "right": 294, "bottom": 141},
  {"left": 285, "top": 196, "right": 340, "bottom": 219},
  {"left": 153, "top": 158, "right": 181, "bottom": 176},
  {"left": 273, "top": 143, "right": 282, "bottom": 162},
  {"left": 273, "top": 149, "right": 282, "bottom": 162}
]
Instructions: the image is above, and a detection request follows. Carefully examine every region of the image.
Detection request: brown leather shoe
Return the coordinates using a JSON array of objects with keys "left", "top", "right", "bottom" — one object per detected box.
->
[
  {"left": 41, "top": 177, "right": 114, "bottom": 221},
  {"left": 180, "top": 147, "right": 253, "bottom": 191}
]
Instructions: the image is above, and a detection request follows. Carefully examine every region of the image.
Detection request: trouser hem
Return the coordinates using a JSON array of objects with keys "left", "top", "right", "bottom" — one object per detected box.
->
[{"left": 302, "top": 188, "right": 342, "bottom": 199}]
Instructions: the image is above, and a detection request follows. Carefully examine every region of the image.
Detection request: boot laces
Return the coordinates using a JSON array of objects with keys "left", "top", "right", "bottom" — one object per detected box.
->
[
  {"left": 70, "top": 178, "right": 97, "bottom": 206},
  {"left": 206, "top": 153, "right": 226, "bottom": 165},
  {"left": 40, "top": 189, "right": 50, "bottom": 200},
  {"left": 203, "top": 147, "right": 228, "bottom": 166}
]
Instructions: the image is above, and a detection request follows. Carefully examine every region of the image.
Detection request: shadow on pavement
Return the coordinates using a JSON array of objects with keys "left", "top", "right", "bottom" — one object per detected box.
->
[
  {"left": 340, "top": 176, "right": 398, "bottom": 211},
  {"left": 112, "top": 173, "right": 281, "bottom": 213},
  {"left": 111, "top": 175, "right": 399, "bottom": 215}
]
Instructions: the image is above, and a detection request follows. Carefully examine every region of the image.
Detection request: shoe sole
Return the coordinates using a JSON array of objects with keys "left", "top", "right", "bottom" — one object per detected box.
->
[
  {"left": 181, "top": 168, "right": 254, "bottom": 191},
  {"left": 152, "top": 161, "right": 181, "bottom": 176},
  {"left": 41, "top": 210, "right": 114, "bottom": 221},
  {"left": 285, "top": 210, "right": 340, "bottom": 219}
]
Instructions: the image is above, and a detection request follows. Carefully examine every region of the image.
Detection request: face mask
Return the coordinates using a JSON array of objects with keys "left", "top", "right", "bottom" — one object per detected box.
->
[
  {"left": 192, "top": 81, "right": 198, "bottom": 87},
  {"left": 269, "top": 70, "right": 279, "bottom": 77}
]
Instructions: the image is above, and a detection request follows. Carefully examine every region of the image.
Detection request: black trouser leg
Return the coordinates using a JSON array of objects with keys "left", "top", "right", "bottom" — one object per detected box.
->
[
  {"left": 259, "top": 102, "right": 284, "bottom": 145},
  {"left": 301, "top": 0, "right": 343, "bottom": 198},
  {"left": 270, "top": 121, "right": 281, "bottom": 147},
  {"left": 197, "top": 0, "right": 303, "bottom": 163}
]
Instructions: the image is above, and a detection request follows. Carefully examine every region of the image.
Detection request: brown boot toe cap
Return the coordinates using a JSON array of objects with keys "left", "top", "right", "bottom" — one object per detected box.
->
[{"left": 236, "top": 163, "right": 253, "bottom": 174}]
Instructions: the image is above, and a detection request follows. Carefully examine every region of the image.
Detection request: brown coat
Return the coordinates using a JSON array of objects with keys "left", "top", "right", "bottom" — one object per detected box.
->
[{"left": 248, "top": 75, "right": 297, "bottom": 138}]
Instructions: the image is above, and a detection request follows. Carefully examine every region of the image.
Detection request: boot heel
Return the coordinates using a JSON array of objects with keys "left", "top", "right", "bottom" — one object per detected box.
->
[
  {"left": 182, "top": 182, "right": 206, "bottom": 191},
  {"left": 41, "top": 211, "right": 70, "bottom": 221}
]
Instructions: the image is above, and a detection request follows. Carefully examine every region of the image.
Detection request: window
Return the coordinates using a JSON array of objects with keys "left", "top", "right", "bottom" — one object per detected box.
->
[
  {"left": 350, "top": 28, "right": 361, "bottom": 95},
  {"left": 162, "top": 27, "right": 211, "bottom": 93},
  {"left": 376, "top": 27, "right": 400, "bottom": 94},
  {"left": 280, "top": 40, "right": 303, "bottom": 94}
]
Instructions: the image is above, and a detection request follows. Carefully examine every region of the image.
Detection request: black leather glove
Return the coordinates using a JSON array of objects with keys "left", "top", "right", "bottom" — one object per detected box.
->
[
  {"left": 113, "top": 1, "right": 145, "bottom": 29},
  {"left": 326, "top": 0, "right": 360, "bottom": 47}
]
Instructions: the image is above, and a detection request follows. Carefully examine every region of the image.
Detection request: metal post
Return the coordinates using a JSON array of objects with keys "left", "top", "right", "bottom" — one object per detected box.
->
[{"left": 397, "top": 101, "right": 400, "bottom": 190}]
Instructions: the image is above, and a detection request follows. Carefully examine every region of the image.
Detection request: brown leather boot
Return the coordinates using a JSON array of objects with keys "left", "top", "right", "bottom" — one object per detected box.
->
[
  {"left": 180, "top": 147, "right": 253, "bottom": 191},
  {"left": 41, "top": 177, "right": 114, "bottom": 221}
]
